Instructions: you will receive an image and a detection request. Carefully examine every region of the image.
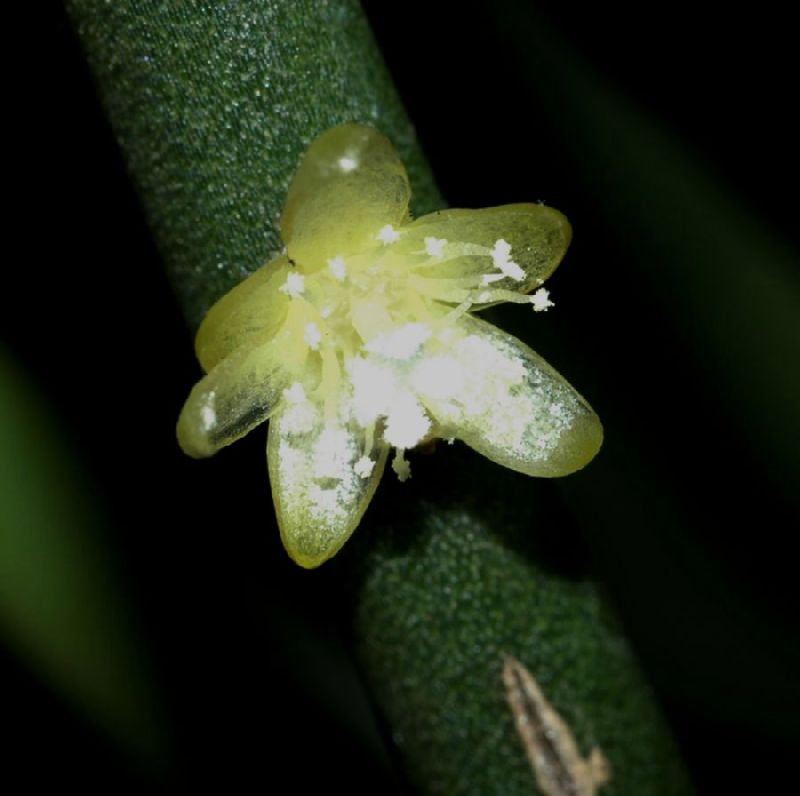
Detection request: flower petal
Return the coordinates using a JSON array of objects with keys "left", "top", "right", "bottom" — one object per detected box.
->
[
  {"left": 399, "top": 204, "right": 571, "bottom": 299},
  {"left": 411, "top": 316, "right": 602, "bottom": 476},
  {"left": 280, "top": 124, "right": 410, "bottom": 269},
  {"left": 177, "top": 337, "right": 294, "bottom": 458},
  {"left": 194, "top": 255, "right": 291, "bottom": 372},
  {"left": 267, "top": 392, "right": 388, "bottom": 568}
]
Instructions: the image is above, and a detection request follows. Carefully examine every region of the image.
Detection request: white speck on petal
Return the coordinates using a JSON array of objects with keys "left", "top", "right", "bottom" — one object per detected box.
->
[
  {"left": 491, "top": 239, "right": 512, "bottom": 264},
  {"left": 383, "top": 392, "right": 431, "bottom": 449},
  {"left": 347, "top": 357, "right": 398, "bottom": 426},
  {"left": 377, "top": 224, "right": 401, "bottom": 245},
  {"left": 320, "top": 306, "right": 333, "bottom": 319},
  {"left": 338, "top": 155, "right": 358, "bottom": 172},
  {"left": 283, "top": 382, "right": 307, "bottom": 404},
  {"left": 531, "top": 288, "right": 554, "bottom": 312},
  {"left": 424, "top": 236, "right": 447, "bottom": 257},
  {"left": 353, "top": 455, "right": 375, "bottom": 479},
  {"left": 410, "top": 355, "right": 465, "bottom": 400},
  {"left": 304, "top": 322, "right": 322, "bottom": 350},
  {"left": 313, "top": 427, "right": 352, "bottom": 479},
  {"left": 365, "top": 322, "right": 432, "bottom": 360},
  {"left": 498, "top": 259, "right": 525, "bottom": 281},
  {"left": 327, "top": 256, "right": 347, "bottom": 281},
  {"left": 280, "top": 272, "right": 305, "bottom": 298},
  {"left": 201, "top": 402, "right": 216, "bottom": 431},
  {"left": 490, "top": 238, "right": 524, "bottom": 281}
]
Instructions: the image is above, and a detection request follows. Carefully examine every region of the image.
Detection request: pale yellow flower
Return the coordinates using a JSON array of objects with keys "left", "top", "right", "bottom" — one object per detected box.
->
[{"left": 177, "top": 124, "right": 602, "bottom": 568}]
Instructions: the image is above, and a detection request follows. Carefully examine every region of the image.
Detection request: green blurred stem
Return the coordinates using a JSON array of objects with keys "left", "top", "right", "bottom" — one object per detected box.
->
[{"left": 66, "top": 1, "right": 693, "bottom": 793}]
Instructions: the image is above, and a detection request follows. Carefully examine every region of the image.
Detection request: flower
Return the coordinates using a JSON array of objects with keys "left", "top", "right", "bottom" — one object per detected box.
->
[{"left": 177, "top": 124, "right": 602, "bottom": 568}]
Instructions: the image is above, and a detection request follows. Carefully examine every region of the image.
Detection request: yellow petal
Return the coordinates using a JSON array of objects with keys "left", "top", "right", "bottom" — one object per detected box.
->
[
  {"left": 280, "top": 124, "right": 410, "bottom": 270},
  {"left": 267, "top": 392, "right": 388, "bottom": 568},
  {"left": 177, "top": 337, "right": 294, "bottom": 458},
  {"left": 411, "top": 315, "right": 602, "bottom": 477},
  {"left": 400, "top": 204, "right": 571, "bottom": 299},
  {"left": 194, "top": 256, "right": 290, "bottom": 373}
]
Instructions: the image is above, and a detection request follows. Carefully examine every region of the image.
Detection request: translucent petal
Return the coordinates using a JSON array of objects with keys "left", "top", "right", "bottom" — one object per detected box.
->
[
  {"left": 399, "top": 204, "right": 572, "bottom": 298},
  {"left": 267, "top": 393, "right": 388, "bottom": 568},
  {"left": 280, "top": 124, "right": 410, "bottom": 270},
  {"left": 411, "top": 316, "right": 602, "bottom": 477},
  {"left": 177, "top": 338, "right": 294, "bottom": 458},
  {"left": 195, "top": 256, "right": 290, "bottom": 373}
]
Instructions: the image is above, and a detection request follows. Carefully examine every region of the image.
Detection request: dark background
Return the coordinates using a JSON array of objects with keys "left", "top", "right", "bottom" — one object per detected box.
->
[{"left": 3, "top": 1, "right": 797, "bottom": 792}]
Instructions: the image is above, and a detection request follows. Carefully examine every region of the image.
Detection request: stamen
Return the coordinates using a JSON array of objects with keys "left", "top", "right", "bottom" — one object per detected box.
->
[
  {"left": 377, "top": 224, "right": 401, "bottom": 245},
  {"left": 391, "top": 448, "right": 411, "bottom": 481},
  {"left": 304, "top": 322, "right": 322, "bottom": 350},
  {"left": 279, "top": 272, "right": 305, "bottom": 298},
  {"left": 531, "top": 287, "right": 555, "bottom": 312},
  {"left": 327, "top": 256, "right": 347, "bottom": 281},
  {"left": 424, "top": 236, "right": 447, "bottom": 257}
]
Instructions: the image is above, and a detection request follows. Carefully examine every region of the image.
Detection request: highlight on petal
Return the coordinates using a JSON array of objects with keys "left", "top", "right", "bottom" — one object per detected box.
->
[
  {"left": 399, "top": 204, "right": 572, "bottom": 302},
  {"left": 177, "top": 337, "right": 294, "bottom": 459},
  {"left": 267, "top": 389, "right": 389, "bottom": 568},
  {"left": 195, "top": 255, "right": 291, "bottom": 372},
  {"left": 280, "top": 124, "right": 411, "bottom": 270},
  {"left": 410, "top": 315, "right": 602, "bottom": 477}
]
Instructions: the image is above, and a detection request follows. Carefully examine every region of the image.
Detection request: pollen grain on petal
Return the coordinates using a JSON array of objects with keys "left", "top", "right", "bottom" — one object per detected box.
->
[
  {"left": 531, "top": 287, "right": 555, "bottom": 312},
  {"left": 377, "top": 224, "right": 401, "bottom": 245},
  {"left": 304, "top": 322, "right": 322, "bottom": 350},
  {"left": 424, "top": 236, "right": 447, "bottom": 257},
  {"left": 365, "top": 322, "right": 432, "bottom": 360},
  {"left": 354, "top": 455, "right": 376, "bottom": 479},
  {"left": 279, "top": 271, "right": 305, "bottom": 298},
  {"left": 327, "top": 255, "right": 347, "bottom": 281}
]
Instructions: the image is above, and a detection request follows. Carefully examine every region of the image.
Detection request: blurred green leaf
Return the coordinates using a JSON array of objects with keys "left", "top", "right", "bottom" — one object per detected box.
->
[
  {"left": 494, "top": 1, "right": 800, "bottom": 503},
  {"left": 0, "top": 347, "right": 165, "bottom": 770}
]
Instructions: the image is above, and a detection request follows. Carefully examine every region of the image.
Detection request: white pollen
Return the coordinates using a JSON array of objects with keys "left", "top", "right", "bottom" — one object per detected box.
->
[
  {"left": 491, "top": 239, "right": 513, "bottom": 266},
  {"left": 201, "top": 404, "right": 216, "bottom": 431},
  {"left": 365, "top": 323, "right": 432, "bottom": 360},
  {"left": 353, "top": 456, "right": 375, "bottom": 479},
  {"left": 410, "top": 356, "right": 465, "bottom": 400},
  {"left": 338, "top": 155, "right": 358, "bottom": 172},
  {"left": 383, "top": 392, "right": 431, "bottom": 449},
  {"left": 313, "top": 428, "right": 351, "bottom": 479},
  {"left": 283, "top": 382, "right": 307, "bottom": 404},
  {"left": 498, "top": 259, "right": 525, "bottom": 281},
  {"left": 489, "top": 238, "right": 525, "bottom": 282},
  {"left": 377, "top": 224, "right": 401, "bottom": 245},
  {"left": 304, "top": 322, "right": 322, "bottom": 350},
  {"left": 327, "top": 256, "right": 347, "bottom": 281},
  {"left": 347, "top": 358, "right": 398, "bottom": 426},
  {"left": 280, "top": 272, "right": 305, "bottom": 298},
  {"left": 531, "top": 287, "right": 554, "bottom": 312},
  {"left": 424, "top": 236, "right": 447, "bottom": 257}
]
